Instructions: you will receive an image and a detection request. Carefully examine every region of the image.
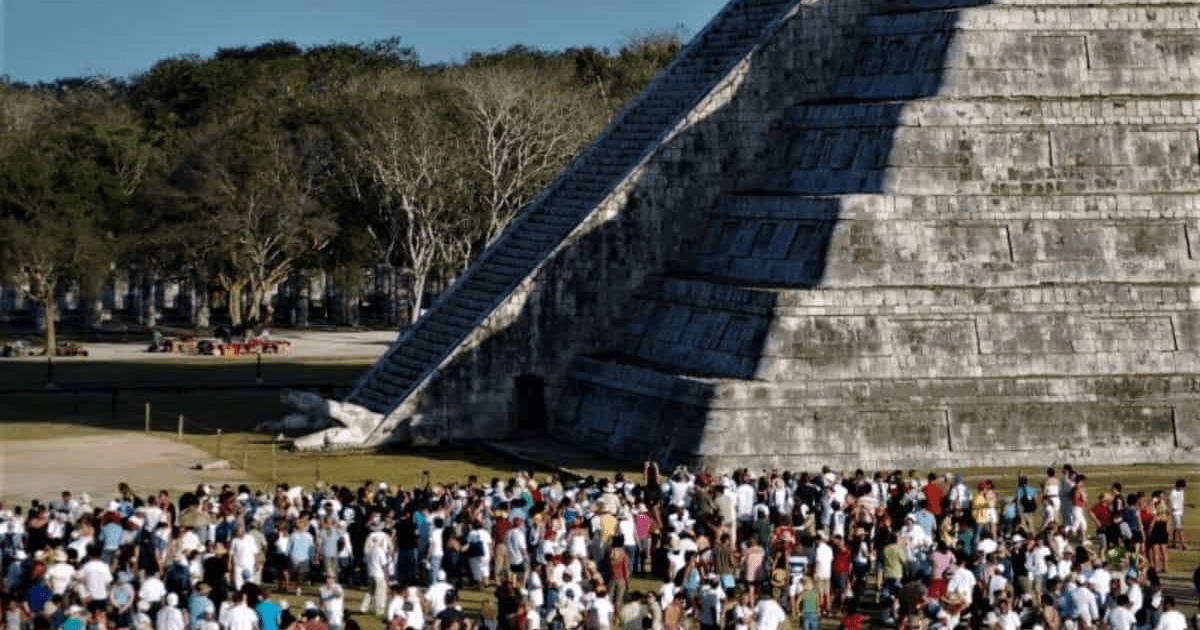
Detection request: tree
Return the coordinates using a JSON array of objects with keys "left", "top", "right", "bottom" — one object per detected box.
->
[
  {"left": 0, "top": 106, "right": 126, "bottom": 351},
  {"left": 349, "top": 95, "right": 471, "bottom": 324},
  {"left": 456, "top": 66, "right": 602, "bottom": 246},
  {"left": 186, "top": 119, "right": 337, "bottom": 327}
]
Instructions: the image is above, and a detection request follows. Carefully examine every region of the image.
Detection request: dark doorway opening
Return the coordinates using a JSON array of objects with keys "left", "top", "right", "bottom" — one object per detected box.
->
[{"left": 514, "top": 375, "right": 548, "bottom": 432}]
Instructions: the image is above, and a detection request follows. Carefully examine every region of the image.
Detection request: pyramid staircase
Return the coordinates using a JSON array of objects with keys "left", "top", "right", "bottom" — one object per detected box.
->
[{"left": 333, "top": 0, "right": 803, "bottom": 446}]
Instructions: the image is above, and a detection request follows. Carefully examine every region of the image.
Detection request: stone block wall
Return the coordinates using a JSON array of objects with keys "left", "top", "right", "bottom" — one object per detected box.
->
[{"left": 332, "top": 0, "right": 1200, "bottom": 471}]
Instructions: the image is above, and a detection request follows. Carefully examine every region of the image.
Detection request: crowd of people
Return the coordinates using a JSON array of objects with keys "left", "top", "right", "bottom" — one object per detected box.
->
[{"left": 1, "top": 463, "right": 1197, "bottom": 630}]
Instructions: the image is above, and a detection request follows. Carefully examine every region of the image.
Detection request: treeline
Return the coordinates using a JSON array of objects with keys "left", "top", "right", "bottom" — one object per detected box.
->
[{"left": 0, "top": 34, "right": 683, "bottom": 348}]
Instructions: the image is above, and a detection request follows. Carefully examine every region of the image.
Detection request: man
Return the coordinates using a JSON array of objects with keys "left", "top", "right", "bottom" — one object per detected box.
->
[
  {"left": 698, "top": 577, "right": 724, "bottom": 630},
  {"left": 425, "top": 570, "right": 452, "bottom": 618},
  {"left": 1105, "top": 594, "right": 1136, "bottom": 630},
  {"left": 320, "top": 571, "right": 345, "bottom": 630},
  {"left": 288, "top": 521, "right": 316, "bottom": 595},
  {"left": 256, "top": 588, "right": 282, "bottom": 630},
  {"left": 156, "top": 593, "right": 186, "bottom": 630},
  {"left": 76, "top": 548, "right": 113, "bottom": 604},
  {"left": 44, "top": 550, "right": 76, "bottom": 597},
  {"left": 229, "top": 523, "right": 260, "bottom": 591},
  {"left": 880, "top": 533, "right": 906, "bottom": 601},
  {"left": 506, "top": 516, "right": 529, "bottom": 583},
  {"left": 225, "top": 592, "right": 259, "bottom": 630},
  {"left": 921, "top": 474, "right": 944, "bottom": 519},
  {"left": 1068, "top": 575, "right": 1098, "bottom": 630},
  {"left": 361, "top": 522, "right": 391, "bottom": 616},
  {"left": 1155, "top": 596, "right": 1187, "bottom": 630},
  {"left": 753, "top": 592, "right": 786, "bottom": 630},
  {"left": 993, "top": 599, "right": 1020, "bottom": 630}
]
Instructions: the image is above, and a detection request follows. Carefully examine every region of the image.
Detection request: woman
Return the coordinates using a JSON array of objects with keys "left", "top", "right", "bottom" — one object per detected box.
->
[{"left": 1147, "top": 491, "right": 1170, "bottom": 574}]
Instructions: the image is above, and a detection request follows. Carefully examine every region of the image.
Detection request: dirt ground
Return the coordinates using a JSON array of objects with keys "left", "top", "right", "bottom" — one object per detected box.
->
[
  {"left": 0, "top": 432, "right": 253, "bottom": 506},
  {"left": 3, "top": 329, "right": 398, "bottom": 362}
]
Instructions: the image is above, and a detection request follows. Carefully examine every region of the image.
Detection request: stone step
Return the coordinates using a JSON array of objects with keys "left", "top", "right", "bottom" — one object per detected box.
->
[
  {"left": 342, "top": 0, "right": 799, "bottom": 418},
  {"left": 788, "top": 97, "right": 1200, "bottom": 129},
  {"left": 771, "top": 165, "right": 1200, "bottom": 196},
  {"left": 774, "top": 123, "right": 1199, "bottom": 172},
  {"left": 862, "top": 5, "right": 1200, "bottom": 33}
]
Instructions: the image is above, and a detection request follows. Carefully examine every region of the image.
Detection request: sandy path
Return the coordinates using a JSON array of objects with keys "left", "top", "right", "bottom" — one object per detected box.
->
[
  {"left": 4, "top": 330, "right": 399, "bottom": 363},
  {"left": 0, "top": 433, "right": 253, "bottom": 507}
]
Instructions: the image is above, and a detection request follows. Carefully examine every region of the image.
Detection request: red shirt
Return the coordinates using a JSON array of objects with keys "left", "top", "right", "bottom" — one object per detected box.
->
[
  {"left": 841, "top": 614, "right": 864, "bottom": 630},
  {"left": 922, "top": 484, "right": 944, "bottom": 516},
  {"left": 609, "top": 549, "right": 630, "bottom": 582},
  {"left": 1090, "top": 502, "right": 1112, "bottom": 526},
  {"left": 832, "top": 547, "right": 852, "bottom": 575}
]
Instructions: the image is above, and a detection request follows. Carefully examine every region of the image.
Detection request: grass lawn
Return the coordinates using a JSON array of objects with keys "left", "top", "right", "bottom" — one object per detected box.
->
[{"left": 3, "top": 358, "right": 1200, "bottom": 630}]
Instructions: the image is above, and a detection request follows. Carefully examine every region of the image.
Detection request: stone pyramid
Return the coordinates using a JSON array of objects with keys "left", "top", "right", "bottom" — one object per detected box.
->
[{"left": 299, "top": 0, "right": 1200, "bottom": 469}]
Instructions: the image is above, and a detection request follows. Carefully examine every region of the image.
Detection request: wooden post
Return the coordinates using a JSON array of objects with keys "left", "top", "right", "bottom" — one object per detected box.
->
[
  {"left": 177, "top": 413, "right": 183, "bottom": 441},
  {"left": 242, "top": 450, "right": 249, "bottom": 471},
  {"left": 216, "top": 429, "right": 223, "bottom": 458},
  {"left": 111, "top": 390, "right": 118, "bottom": 423},
  {"left": 271, "top": 443, "right": 278, "bottom": 483},
  {"left": 144, "top": 401, "right": 151, "bottom": 433},
  {"left": 315, "top": 459, "right": 320, "bottom": 484}
]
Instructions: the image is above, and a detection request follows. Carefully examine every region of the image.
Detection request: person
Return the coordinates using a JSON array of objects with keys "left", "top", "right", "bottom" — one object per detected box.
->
[
  {"left": 1043, "top": 468, "right": 1061, "bottom": 526},
  {"left": 257, "top": 589, "right": 282, "bottom": 630},
  {"left": 319, "top": 571, "right": 345, "bottom": 630},
  {"left": 1106, "top": 594, "right": 1136, "bottom": 630},
  {"left": 230, "top": 523, "right": 260, "bottom": 591},
  {"left": 1169, "top": 480, "right": 1187, "bottom": 550},
  {"left": 77, "top": 548, "right": 113, "bottom": 604},
  {"left": 156, "top": 593, "right": 186, "bottom": 630},
  {"left": 1155, "top": 596, "right": 1187, "bottom": 630},
  {"left": 226, "top": 592, "right": 259, "bottom": 630},
  {"left": 753, "top": 592, "right": 785, "bottom": 630}
]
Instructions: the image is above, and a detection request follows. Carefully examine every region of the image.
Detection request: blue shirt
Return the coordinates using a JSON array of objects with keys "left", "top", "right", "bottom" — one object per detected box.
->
[
  {"left": 913, "top": 509, "right": 936, "bottom": 536},
  {"left": 101, "top": 523, "right": 124, "bottom": 550},
  {"left": 287, "top": 532, "right": 314, "bottom": 562},
  {"left": 257, "top": 599, "right": 282, "bottom": 630},
  {"left": 189, "top": 594, "right": 212, "bottom": 626}
]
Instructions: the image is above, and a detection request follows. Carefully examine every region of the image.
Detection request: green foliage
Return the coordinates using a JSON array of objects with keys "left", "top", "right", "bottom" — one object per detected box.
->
[{"left": 0, "top": 33, "right": 682, "bottom": 328}]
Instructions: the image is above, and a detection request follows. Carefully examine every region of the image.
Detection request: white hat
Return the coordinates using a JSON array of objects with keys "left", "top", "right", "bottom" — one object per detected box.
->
[
  {"left": 68, "top": 606, "right": 84, "bottom": 616},
  {"left": 305, "top": 601, "right": 317, "bottom": 611},
  {"left": 378, "top": 482, "right": 388, "bottom": 490},
  {"left": 166, "top": 593, "right": 179, "bottom": 606}
]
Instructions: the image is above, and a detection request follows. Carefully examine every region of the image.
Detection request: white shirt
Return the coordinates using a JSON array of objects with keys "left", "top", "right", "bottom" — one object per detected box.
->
[
  {"left": 156, "top": 605, "right": 185, "bottom": 630},
  {"left": 947, "top": 566, "right": 976, "bottom": 604},
  {"left": 735, "top": 484, "right": 756, "bottom": 521},
  {"left": 138, "top": 576, "right": 166, "bottom": 604},
  {"left": 1155, "top": 610, "right": 1188, "bottom": 630},
  {"left": 426, "top": 581, "right": 452, "bottom": 616},
  {"left": 754, "top": 599, "right": 786, "bottom": 630},
  {"left": 231, "top": 534, "right": 259, "bottom": 567},
  {"left": 591, "top": 596, "right": 615, "bottom": 629},
  {"left": 997, "top": 610, "right": 1020, "bottom": 630},
  {"left": 320, "top": 583, "right": 344, "bottom": 626},
  {"left": 227, "top": 603, "right": 258, "bottom": 630},
  {"left": 1089, "top": 568, "right": 1111, "bottom": 598},
  {"left": 78, "top": 559, "right": 113, "bottom": 601},
  {"left": 1107, "top": 606, "right": 1136, "bottom": 630},
  {"left": 1170, "top": 489, "right": 1185, "bottom": 515},
  {"left": 385, "top": 596, "right": 407, "bottom": 623},
  {"left": 46, "top": 562, "right": 76, "bottom": 595},
  {"left": 813, "top": 543, "right": 833, "bottom": 579}
]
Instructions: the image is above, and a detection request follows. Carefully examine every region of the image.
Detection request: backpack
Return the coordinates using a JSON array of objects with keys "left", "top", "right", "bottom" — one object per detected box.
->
[{"left": 467, "top": 538, "right": 486, "bottom": 558}]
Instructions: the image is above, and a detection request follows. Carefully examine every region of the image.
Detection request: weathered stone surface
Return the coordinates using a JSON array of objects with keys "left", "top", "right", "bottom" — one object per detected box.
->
[{"left": 301, "top": 0, "right": 1200, "bottom": 469}]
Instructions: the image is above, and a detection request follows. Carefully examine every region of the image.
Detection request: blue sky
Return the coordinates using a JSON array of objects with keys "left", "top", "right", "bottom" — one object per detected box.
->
[{"left": 2, "top": 0, "right": 729, "bottom": 84}]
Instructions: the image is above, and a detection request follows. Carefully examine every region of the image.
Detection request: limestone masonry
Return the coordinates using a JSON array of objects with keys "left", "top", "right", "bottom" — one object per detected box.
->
[{"left": 297, "top": 0, "right": 1200, "bottom": 469}]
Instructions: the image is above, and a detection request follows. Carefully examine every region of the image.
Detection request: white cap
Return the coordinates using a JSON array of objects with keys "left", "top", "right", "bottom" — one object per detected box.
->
[{"left": 166, "top": 593, "right": 179, "bottom": 606}]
